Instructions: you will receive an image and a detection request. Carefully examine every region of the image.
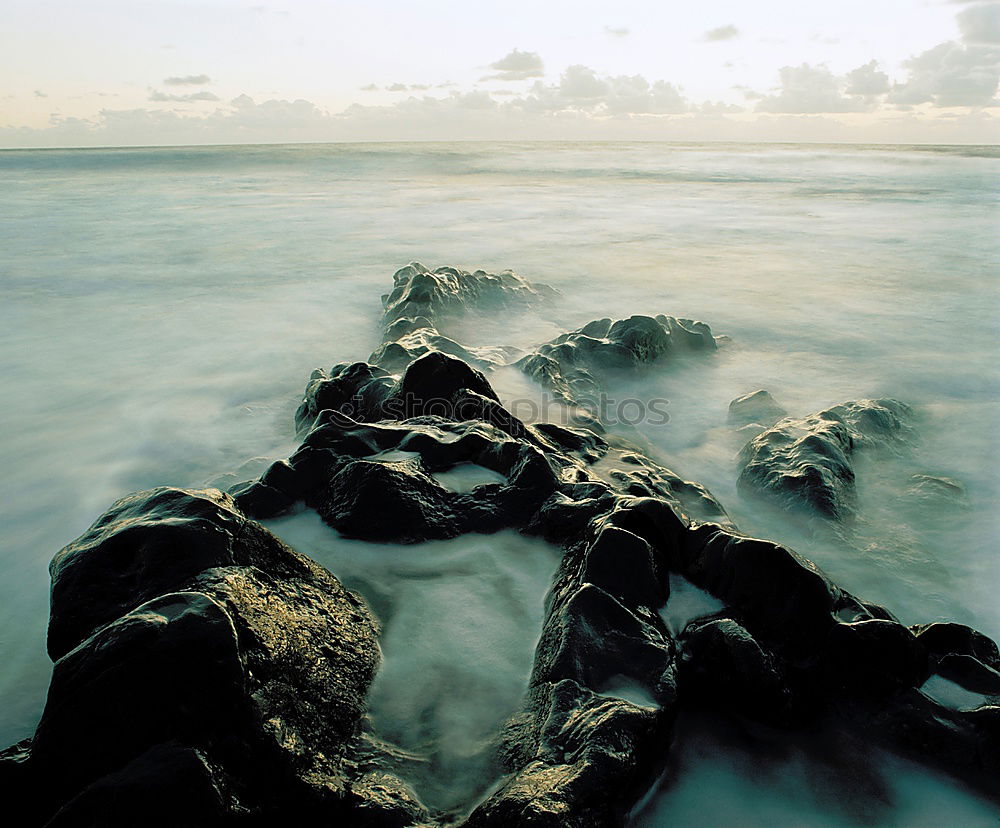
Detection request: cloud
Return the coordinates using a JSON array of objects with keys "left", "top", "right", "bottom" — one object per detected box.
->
[
  {"left": 605, "top": 26, "right": 630, "bottom": 37},
  {"left": 756, "top": 64, "right": 871, "bottom": 113},
  {"left": 387, "top": 83, "right": 408, "bottom": 92},
  {"left": 360, "top": 83, "right": 379, "bottom": 92},
  {"left": 149, "top": 89, "right": 221, "bottom": 102},
  {"left": 957, "top": 3, "right": 1000, "bottom": 44},
  {"left": 164, "top": 74, "right": 212, "bottom": 86},
  {"left": 518, "top": 66, "right": 690, "bottom": 115},
  {"left": 3, "top": 88, "right": 998, "bottom": 147},
  {"left": 558, "top": 64, "right": 608, "bottom": 100},
  {"left": 733, "top": 84, "right": 763, "bottom": 100},
  {"left": 845, "top": 60, "right": 890, "bottom": 96},
  {"left": 482, "top": 48, "right": 544, "bottom": 81},
  {"left": 34, "top": 90, "right": 47, "bottom": 98},
  {"left": 703, "top": 25, "right": 739, "bottom": 42},
  {"left": 890, "top": 41, "right": 999, "bottom": 106}
]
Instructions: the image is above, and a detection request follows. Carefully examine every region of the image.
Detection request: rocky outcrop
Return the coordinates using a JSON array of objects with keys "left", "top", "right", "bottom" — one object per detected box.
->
[
  {"left": 737, "top": 398, "right": 914, "bottom": 519},
  {"left": 517, "top": 314, "right": 717, "bottom": 412},
  {"left": 0, "top": 486, "right": 400, "bottom": 827},
  {"left": 381, "top": 262, "right": 556, "bottom": 329},
  {"left": 370, "top": 262, "right": 553, "bottom": 376},
  {"left": 3, "top": 265, "right": 997, "bottom": 827}
]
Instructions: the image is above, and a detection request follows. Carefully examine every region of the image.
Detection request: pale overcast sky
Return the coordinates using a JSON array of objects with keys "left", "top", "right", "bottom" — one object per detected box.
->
[{"left": 1, "top": 0, "right": 998, "bottom": 146}]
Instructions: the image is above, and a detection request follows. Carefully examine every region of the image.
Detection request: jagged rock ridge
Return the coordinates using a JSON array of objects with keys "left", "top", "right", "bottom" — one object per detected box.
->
[{"left": 2, "top": 265, "right": 996, "bottom": 827}]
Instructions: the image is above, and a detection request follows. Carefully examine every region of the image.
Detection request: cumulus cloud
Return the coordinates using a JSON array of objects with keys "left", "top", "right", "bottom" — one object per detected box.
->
[
  {"left": 957, "top": 3, "right": 1000, "bottom": 44},
  {"left": 889, "top": 41, "right": 1000, "bottom": 106},
  {"left": 517, "top": 66, "right": 690, "bottom": 115},
  {"left": 605, "top": 26, "right": 630, "bottom": 37},
  {"left": 387, "top": 83, "right": 408, "bottom": 92},
  {"left": 482, "top": 48, "right": 544, "bottom": 81},
  {"left": 756, "top": 64, "right": 870, "bottom": 113},
  {"left": 845, "top": 60, "right": 890, "bottom": 96},
  {"left": 360, "top": 83, "right": 378, "bottom": 92},
  {"left": 703, "top": 25, "right": 739, "bottom": 42},
  {"left": 34, "top": 90, "right": 47, "bottom": 98},
  {"left": 164, "top": 74, "right": 212, "bottom": 86},
  {"left": 149, "top": 89, "right": 220, "bottom": 102}
]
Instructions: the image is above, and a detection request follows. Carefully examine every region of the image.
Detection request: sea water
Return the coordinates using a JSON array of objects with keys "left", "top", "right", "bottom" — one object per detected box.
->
[{"left": 1, "top": 142, "right": 997, "bottom": 821}]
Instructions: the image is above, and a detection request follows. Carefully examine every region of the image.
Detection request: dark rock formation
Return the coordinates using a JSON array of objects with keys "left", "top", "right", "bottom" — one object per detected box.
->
[
  {"left": 737, "top": 398, "right": 914, "bottom": 519},
  {"left": 728, "top": 389, "right": 788, "bottom": 428},
  {"left": 517, "top": 314, "right": 717, "bottom": 413},
  {"left": 381, "top": 262, "right": 556, "bottom": 329},
  {"left": 3, "top": 264, "right": 997, "bottom": 827},
  {"left": 1, "top": 487, "right": 394, "bottom": 827}
]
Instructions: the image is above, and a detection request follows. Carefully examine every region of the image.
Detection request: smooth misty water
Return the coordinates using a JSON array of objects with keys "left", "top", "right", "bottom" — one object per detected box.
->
[
  {"left": 1, "top": 142, "right": 998, "bottom": 822},
  {"left": 262, "top": 510, "right": 558, "bottom": 813}
]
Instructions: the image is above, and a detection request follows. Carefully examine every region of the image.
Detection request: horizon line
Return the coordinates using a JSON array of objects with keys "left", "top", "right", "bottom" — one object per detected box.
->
[{"left": 2, "top": 137, "right": 998, "bottom": 152}]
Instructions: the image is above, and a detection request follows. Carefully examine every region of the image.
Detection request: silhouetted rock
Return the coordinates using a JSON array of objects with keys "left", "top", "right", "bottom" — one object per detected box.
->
[{"left": 4, "top": 487, "right": 383, "bottom": 826}]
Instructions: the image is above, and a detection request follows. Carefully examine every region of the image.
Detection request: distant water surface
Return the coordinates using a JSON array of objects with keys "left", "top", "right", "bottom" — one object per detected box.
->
[{"left": 1, "top": 141, "right": 997, "bottom": 821}]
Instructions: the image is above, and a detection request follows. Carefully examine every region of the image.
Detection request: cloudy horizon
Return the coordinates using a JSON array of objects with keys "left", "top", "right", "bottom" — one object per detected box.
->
[{"left": 2, "top": 0, "right": 998, "bottom": 148}]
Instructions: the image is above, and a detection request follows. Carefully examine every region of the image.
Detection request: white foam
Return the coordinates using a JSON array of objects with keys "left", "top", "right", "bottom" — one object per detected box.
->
[
  {"left": 629, "top": 714, "right": 1000, "bottom": 827},
  {"left": 659, "top": 573, "right": 725, "bottom": 635},
  {"left": 598, "top": 675, "right": 659, "bottom": 709},
  {"left": 920, "top": 674, "right": 991, "bottom": 711},
  {"left": 431, "top": 462, "right": 507, "bottom": 492},
  {"left": 263, "top": 509, "right": 558, "bottom": 813},
  {"left": 367, "top": 449, "right": 421, "bottom": 463}
]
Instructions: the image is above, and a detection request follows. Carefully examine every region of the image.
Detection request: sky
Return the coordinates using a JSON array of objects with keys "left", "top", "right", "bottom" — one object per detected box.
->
[{"left": 0, "top": 0, "right": 998, "bottom": 146}]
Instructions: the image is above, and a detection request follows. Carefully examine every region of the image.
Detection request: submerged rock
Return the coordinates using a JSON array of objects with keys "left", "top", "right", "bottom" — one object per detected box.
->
[
  {"left": 728, "top": 389, "right": 788, "bottom": 428},
  {"left": 381, "top": 262, "right": 555, "bottom": 329},
  {"left": 737, "top": 398, "right": 914, "bottom": 519},
  {"left": 518, "top": 314, "right": 717, "bottom": 412}
]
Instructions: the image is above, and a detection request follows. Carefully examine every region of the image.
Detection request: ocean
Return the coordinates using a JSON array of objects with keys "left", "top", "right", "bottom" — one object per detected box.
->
[{"left": 1, "top": 141, "right": 998, "bottom": 822}]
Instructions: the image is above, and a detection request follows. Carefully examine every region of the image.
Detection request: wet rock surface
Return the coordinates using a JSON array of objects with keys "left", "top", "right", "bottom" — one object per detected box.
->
[
  {"left": 517, "top": 314, "right": 717, "bottom": 416},
  {"left": 728, "top": 389, "right": 787, "bottom": 428},
  {"left": 3, "top": 264, "right": 997, "bottom": 826},
  {"left": 737, "top": 398, "right": 914, "bottom": 519},
  {"left": 1, "top": 487, "right": 384, "bottom": 826}
]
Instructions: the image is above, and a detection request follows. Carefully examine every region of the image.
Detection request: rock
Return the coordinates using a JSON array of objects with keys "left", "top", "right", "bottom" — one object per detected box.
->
[
  {"left": 384, "top": 351, "right": 501, "bottom": 419},
  {"left": 737, "top": 398, "right": 914, "bottom": 519},
  {"left": 466, "top": 680, "right": 669, "bottom": 828},
  {"left": 905, "top": 474, "right": 969, "bottom": 508},
  {"left": 823, "top": 619, "right": 929, "bottom": 695},
  {"left": 581, "top": 526, "right": 666, "bottom": 611},
  {"left": 679, "top": 526, "right": 842, "bottom": 653},
  {"left": 6, "top": 487, "right": 385, "bottom": 826},
  {"left": 43, "top": 743, "right": 232, "bottom": 828},
  {"left": 369, "top": 322, "right": 518, "bottom": 373},
  {"left": 913, "top": 622, "right": 1000, "bottom": 671},
  {"left": 728, "top": 389, "right": 788, "bottom": 428},
  {"left": 312, "top": 458, "right": 460, "bottom": 543},
  {"left": 381, "top": 262, "right": 555, "bottom": 329},
  {"left": 517, "top": 314, "right": 718, "bottom": 411},
  {"left": 532, "top": 580, "right": 674, "bottom": 705},
  {"left": 295, "top": 362, "right": 394, "bottom": 434},
  {"left": 679, "top": 616, "right": 792, "bottom": 724},
  {"left": 8, "top": 263, "right": 1000, "bottom": 825}
]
